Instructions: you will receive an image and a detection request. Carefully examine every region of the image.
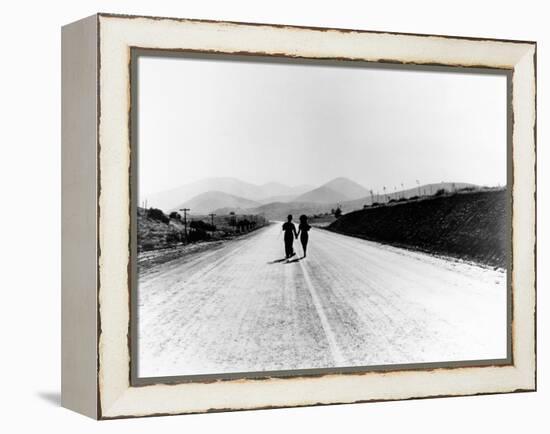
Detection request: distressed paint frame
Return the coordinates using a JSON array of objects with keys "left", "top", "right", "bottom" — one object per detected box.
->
[
  {"left": 62, "top": 13, "right": 536, "bottom": 419},
  {"left": 129, "top": 51, "right": 515, "bottom": 386}
]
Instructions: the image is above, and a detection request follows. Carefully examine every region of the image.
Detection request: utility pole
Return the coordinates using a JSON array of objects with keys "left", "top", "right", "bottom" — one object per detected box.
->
[
  {"left": 208, "top": 213, "right": 216, "bottom": 228},
  {"left": 179, "top": 208, "right": 190, "bottom": 241}
]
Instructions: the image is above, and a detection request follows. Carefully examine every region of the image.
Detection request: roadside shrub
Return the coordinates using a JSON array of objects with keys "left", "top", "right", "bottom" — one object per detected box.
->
[
  {"left": 190, "top": 220, "right": 216, "bottom": 231},
  {"left": 434, "top": 188, "right": 446, "bottom": 196},
  {"left": 166, "top": 232, "right": 182, "bottom": 244},
  {"left": 169, "top": 212, "right": 181, "bottom": 220},
  {"left": 147, "top": 207, "right": 169, "bottom": 224},
  {"left": 188, "top": 228, "right": 210, "bottom": 242},
  {"left": 227, "top": 216, "right": 237, "bottom": 227},
  {"left": 141, "top": 241, "right": 156, "bottom": 252}
]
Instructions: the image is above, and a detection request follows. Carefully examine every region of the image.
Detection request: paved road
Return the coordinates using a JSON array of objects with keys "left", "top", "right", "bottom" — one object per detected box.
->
[{"left": 137, "top": 223, "right": 507, "bottom": 378}]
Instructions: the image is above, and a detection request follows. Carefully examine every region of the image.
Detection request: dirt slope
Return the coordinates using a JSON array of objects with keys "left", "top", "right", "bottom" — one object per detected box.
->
[
  {"left": 138, "top": 208, "right": 186, "bottom": 251},
  {"left": 328, "top": 189, "right": 508, "bottom": 268}
]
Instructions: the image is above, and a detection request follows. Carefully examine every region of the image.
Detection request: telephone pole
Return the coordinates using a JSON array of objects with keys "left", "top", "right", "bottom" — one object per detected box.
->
[
  {"left": 179, "top": 208, "right": 190, "bottom": 241},
  {"left": 208, "top": 213, "right": 216, "bottom": 228}
]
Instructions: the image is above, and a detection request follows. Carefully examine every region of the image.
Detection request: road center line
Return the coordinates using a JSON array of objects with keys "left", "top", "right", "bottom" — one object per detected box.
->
[{"left": 298, "top": 259, "right": 346, "bottom": 367}]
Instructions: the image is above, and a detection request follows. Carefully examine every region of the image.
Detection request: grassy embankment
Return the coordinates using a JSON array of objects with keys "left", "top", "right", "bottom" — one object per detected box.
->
[
  {"left": 327, "top": 188, "right": 508, "bottom": 268},
  {"left": 137, "top": 207, "right": 268, "bottom": 271}
]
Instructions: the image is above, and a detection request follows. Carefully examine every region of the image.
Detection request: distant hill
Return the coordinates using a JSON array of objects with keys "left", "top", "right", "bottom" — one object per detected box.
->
[
  {"left": 215, "top": 201, "right": 339, "bottom": 221},
  {"left": 295, "top": 186, "right": 350, "bottom": 204},
  {"left": 146, "top": 177, "right": 264, "bottom": 211},
  {"left": 256, "top": 194, "right": 298, "bottom": 204},
  {"left": 215, "top": 182, "right": 481, "bottom": 221},
  {"left": 176, "top": 191, "right": 261, "bottom": 215},
  {"left": 145, "top": 176, "right": 476, "bottom": 212},
  {"left": 145, "top": 177, "right": 312, "bottom": 211},
  {"left": 322, "top": 177, "right": 370, "bottom": 200},
  {"left": 295, "top": 177, "right": 368, "bottom": 203}
]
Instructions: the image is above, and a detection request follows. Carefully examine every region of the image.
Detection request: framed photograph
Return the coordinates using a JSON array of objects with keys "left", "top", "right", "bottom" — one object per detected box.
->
[{"left": 61, "top": 13, "right": 536, "bottom": 419}]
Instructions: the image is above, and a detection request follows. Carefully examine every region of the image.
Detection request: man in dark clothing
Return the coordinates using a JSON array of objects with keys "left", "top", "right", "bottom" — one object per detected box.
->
[{"left": 282, "top": 214, "right": 297, "bottom": 258}]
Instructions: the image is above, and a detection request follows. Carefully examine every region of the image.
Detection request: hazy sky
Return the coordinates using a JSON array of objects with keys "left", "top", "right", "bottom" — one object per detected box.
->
[{"left": 138, "top": 54, "right": 507, "bottom": 197}]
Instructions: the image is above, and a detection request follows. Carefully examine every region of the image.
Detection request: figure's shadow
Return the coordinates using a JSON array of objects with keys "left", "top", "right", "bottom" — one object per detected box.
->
[
  {"left": 267, "top": 257, "right": 303, "bottom": 264},
  {"left": 267, "top": 258, "right": 287, "bottom": 264}
]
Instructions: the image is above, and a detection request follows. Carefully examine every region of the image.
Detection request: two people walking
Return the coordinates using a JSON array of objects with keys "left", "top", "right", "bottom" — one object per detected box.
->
[{"left": 282, "top": 214, "right": 311, "bottom": 259}]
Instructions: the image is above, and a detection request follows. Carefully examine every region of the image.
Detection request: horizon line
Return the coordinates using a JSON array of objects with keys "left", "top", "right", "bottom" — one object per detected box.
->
[{"left": 141, "top": 176, "right": 502, "bottom": 199}]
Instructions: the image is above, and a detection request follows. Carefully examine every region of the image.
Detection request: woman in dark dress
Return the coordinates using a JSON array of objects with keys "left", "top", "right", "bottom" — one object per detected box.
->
[
  {"left": 282, "top": 214, "right": 297, "bottom": 258},
  {"left": 296, "top": 214, "right": 311, "bottom": 258}
]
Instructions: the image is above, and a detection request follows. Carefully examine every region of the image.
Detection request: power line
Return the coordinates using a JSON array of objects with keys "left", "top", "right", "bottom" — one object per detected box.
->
[
  {"left": 179, "top": 208, "right": 190, "bottom": 241},
  {"left": 208, "top": 213, "right": 216, "bottom": 228}
]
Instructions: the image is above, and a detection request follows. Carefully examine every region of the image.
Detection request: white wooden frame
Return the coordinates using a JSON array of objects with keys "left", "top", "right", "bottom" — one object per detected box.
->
[{"left": 62, "top": 13, "right": 536, "bottom": 419}]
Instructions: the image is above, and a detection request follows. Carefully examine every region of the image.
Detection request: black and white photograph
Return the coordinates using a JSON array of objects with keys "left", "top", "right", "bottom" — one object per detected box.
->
[{"left": 133, "top": 53, "right": 510, "bottom": 380}]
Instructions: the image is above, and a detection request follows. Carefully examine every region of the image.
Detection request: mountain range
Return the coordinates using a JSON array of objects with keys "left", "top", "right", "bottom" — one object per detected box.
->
[
  {"left": 169, "top": 177, "right": 369, "bottom": 214},
  {"left": 146, "top": 177, "right": 313, "bottom": 212},
  {"left": 176, "top": 191, "right": 261, "bottom": 215},
  {"left": 146, "top": 177, "right": 477, "bottom": 219}
]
